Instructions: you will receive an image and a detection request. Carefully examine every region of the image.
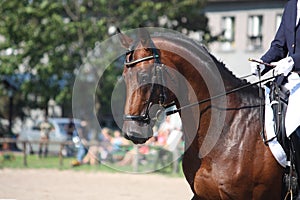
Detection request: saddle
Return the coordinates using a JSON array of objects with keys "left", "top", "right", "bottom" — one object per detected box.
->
[{"left": 267, "top": 81, "right": 300, "bottom": 197}]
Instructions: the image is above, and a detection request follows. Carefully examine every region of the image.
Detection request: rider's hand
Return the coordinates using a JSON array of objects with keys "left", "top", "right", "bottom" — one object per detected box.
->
[
  {"left": 272, "top": 57, "right": 294, "bottom": 76},
  {"left": 250, "top": 59, "right": 265, "bottom": 76}
]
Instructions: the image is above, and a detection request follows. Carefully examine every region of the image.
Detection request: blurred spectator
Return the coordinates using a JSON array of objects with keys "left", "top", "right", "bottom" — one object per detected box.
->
[
  {"left": 79, "top": 127, "right": 111, "bottom": 165},
  {"left": 116, "top": 114, "right": 183, "bottom": 167},
  {"left": 97, "top": 128, "right": 131, "bottom": 162},
  {"left": 109, "top": 130, "right": 131, "bottom": 161},
  {"left": 82, "top": 128, "right": 133, "bottom": 164},
  {"left": 97, "top": 127, "right": 112, "bottom": 160},
  {"left": 78, "top": 128, "right": 125, "bottom": 165},
  {"left": 82, "top": 145, "right": 100, "bottom": 165},
  {"left": 111, "top": 130, "right": 130, "bottom": 152},
  {"left": 71, "top": 120, "right": 90, "bottom": 167},
  {"left": 80, "top": 126, "right": 98, "bottom": 165},
  {"left": 98, "top": 127, "right": 112, "bottom": 143},
  {"left": 38, "top": 117, "right": 53, "bottom": 158},
  {"left": 153, "top": 114, "right": 182, "bottom": 170},
  {"left": 162, "top": 114, "right": 182, "bottom": 152},
  {"left": 155, "top": 114, "right": 182, "bottom": 145},
  {"left": 66, "top": 117, "right": 75, "bottom": 138},
  {"left": 64, "top": 118, "right": 76, "bottom": 156},
  {"left": 117, "top": 138, "right": 154, "bottom": 166}
]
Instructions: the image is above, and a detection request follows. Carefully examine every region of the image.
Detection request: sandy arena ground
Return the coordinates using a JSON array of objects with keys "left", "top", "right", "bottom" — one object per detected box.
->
[{"left": 0, "top": 168, "right": 193, "bottom": 200}]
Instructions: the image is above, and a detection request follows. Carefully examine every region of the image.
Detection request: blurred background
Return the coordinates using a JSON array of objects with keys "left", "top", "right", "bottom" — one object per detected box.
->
[
  {"left": 0, "top": 0, "right": 285, "bottom": 157},
  {"left": 0, "top": 3, "right": 288, "bottom": 199}
]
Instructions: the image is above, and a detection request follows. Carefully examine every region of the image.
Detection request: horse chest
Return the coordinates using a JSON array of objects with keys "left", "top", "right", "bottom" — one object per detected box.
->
[{"left": 194, "top": 159, "right": 252, "bottom": 199}]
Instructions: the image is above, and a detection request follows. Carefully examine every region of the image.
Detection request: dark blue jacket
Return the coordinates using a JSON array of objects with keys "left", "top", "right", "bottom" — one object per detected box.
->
[{"left": 262, "top": 0, "right": 300, "bottom": 72}]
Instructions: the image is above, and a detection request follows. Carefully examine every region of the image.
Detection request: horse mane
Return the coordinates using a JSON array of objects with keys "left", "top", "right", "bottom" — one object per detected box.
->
[
  {"left": 152, "top": 31, "right": 258, "bottom": 92},
  {"left": 206, "top": 49, "right": 255, "bottom": 89}
]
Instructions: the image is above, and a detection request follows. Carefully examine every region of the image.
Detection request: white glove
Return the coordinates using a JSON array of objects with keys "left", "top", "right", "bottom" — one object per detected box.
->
[
  {"left": 272, "top": 57, "right": 294, "bottom": 76},
  {"left": 250, "top": 59, "right": 265, "bottom": 76}
]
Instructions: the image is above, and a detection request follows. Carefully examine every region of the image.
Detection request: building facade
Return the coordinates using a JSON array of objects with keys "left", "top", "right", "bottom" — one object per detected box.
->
[{"left": 204, "top": 0, "right": 286, "bottom": 78}]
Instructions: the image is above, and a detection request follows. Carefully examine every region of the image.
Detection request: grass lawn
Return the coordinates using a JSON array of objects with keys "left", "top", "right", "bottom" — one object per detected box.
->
[{"left": 0, "top": 152, "right": 184, "bottom": 177}]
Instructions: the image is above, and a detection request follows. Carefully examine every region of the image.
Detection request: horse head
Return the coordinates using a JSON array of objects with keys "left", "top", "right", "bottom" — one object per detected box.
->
[{"left": 118, "top": 29, "right": 178, "bottom": 144}]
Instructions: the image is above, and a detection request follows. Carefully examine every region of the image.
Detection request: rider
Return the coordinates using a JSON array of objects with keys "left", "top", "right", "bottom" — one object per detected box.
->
[{"left": 251, "top": 0, "right": 300, "bottom": 178}]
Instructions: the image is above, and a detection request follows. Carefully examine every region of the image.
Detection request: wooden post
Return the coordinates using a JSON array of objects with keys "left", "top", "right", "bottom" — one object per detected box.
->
[
  {"left": 172, "top": 149, "right": 179, "bottom": 174},
  {"left": 59, "top": 143, "right": 64, "bottom": 167},
  {"left": 132, "top": 145, "right": 139, "bottom": 172},
  {"left": 23, "top": 141, "right": 27, "bottom": 167}
]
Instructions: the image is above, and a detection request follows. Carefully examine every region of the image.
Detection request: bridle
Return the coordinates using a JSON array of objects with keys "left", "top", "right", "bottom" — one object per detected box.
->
[{"left": 123, "top": 40, "right": 168, "bottom": 124}]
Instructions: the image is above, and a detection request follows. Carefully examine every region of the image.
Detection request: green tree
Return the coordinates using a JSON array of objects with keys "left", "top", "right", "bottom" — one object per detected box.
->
[
  {"left": 0, "top": 0, "right": 208, "bottom": 128},
  {"left": 0, "top": 0, "right": 107, "bottom": 117}
]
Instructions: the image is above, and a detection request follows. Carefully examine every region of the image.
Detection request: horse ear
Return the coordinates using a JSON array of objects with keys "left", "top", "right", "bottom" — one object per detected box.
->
[
  {"left": 138, "top": 28, "right": 151, "bottom": 47},
  {"left": 117, "top": 28, "right": 133, "bottom": 49}
]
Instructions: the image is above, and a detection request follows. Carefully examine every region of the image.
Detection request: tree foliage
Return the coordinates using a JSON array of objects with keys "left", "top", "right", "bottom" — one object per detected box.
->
[{"left": 0, "top": 0, "right": 208, "bottom": 126}]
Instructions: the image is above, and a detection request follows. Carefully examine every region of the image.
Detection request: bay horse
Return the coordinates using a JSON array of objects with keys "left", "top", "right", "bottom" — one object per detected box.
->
[{"left": 118, "top": 28, "right": 284, "bottom": 199}]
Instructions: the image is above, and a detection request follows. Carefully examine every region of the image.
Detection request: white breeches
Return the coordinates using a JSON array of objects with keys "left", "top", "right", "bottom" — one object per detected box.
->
[{"left": 284, "top": 72, "right": 300, "bottom": 137}]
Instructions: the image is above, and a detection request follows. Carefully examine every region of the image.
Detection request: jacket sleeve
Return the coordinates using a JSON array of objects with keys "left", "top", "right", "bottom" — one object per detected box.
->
[{"left": 260, "top": 5, "right": 289, "bottom": 72}]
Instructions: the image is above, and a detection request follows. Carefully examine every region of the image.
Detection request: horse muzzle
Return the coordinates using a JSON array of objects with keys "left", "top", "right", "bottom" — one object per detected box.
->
[{"left": 122, "top": 121, "right": 153, "bottom": 144}]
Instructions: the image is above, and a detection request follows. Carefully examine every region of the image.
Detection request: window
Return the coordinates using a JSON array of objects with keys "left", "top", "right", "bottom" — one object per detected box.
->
[
  {"left": 247, "top": 15, "right": 263, "bottom": 50},
  {"left": 221, "top": 16, "right": 235, "bottom": 51}
]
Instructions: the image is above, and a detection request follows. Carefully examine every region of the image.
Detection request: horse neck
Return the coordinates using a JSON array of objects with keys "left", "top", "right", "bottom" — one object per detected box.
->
[
  {"left": 158, "top": 49, "right": 222, "bottom": 148},
  {"left": 197, "top": 67, "right": 263, "bottom": 157},
  {"left": 156, "top": 37, "right": 241, "bottom": 101},
  {"left": 158, "top": 41, "right": 262, "bottom": 155}
]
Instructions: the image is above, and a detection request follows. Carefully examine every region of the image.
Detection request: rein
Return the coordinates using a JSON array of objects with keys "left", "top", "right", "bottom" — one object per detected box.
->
[{"left": 166, "top": 75, "right": 279, "bottom": 116}]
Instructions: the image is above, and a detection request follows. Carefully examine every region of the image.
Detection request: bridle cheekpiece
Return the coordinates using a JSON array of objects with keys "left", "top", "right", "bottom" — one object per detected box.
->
[{"left": 123, "top": 40, "right": 167, "bottom": 124}]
